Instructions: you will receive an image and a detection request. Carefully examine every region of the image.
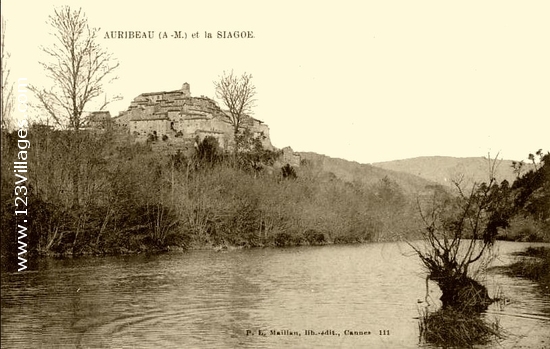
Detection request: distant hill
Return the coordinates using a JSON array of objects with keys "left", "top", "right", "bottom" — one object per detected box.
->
[
  {"left": 297, "top": 152, "right": 437, "bottom": 194},
  {"left": 371, "top": 156, "right": 528, "bottom": 189}
]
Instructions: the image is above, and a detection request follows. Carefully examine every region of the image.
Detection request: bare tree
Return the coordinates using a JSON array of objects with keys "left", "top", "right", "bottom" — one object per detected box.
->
[
  {"left": 29, "top": 6, "right": 119, "bottom": 207},
  {"left": 1, "top": 16, "right": 14, "bottom": 130},
  {"left": 410, "top": 157, "right": 509, "bottom": 311},
  {"left": 213, "top": 71, "right": 256, "bottom": 151},
  {"left": 30, "top": 6, "right": 119, "bottom": 131}
]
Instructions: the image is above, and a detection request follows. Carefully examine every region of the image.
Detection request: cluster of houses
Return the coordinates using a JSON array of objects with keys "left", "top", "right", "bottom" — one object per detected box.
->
[
  {"left": 86, "top": 83, "right": 270, "bottom": 150},
  {"left": 83, "top": 82, "right": 301, "bottom": 166}
]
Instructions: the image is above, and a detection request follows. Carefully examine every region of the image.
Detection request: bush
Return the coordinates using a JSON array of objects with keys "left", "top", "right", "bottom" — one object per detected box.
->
[
  {"left": 281, "top": 164, "right": 297, "bottom": 179},
  {"left": 273, "top": 232, "right": 293, "bottom": 247},
  {"left": 195, "top": 136, "right": 221, "bottom": 166},
  {"left": 303, "top": 229, "right": 325, "bottom": 245},
  {"left": 333, "top": 235, "right": 361, "bottom": 244}
]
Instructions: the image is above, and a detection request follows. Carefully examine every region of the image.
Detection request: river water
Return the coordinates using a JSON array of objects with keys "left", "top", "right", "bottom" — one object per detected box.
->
[{"left": 1, "top": 241, "right": 549, "bottom": 348}]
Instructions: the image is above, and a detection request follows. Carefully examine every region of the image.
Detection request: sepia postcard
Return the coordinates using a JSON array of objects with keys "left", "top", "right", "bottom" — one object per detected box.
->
[{"left": 1, "top": 1, "right": 549, "bottom": 348}]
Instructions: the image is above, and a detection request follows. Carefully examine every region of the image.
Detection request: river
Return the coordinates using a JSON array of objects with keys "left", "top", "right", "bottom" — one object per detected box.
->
[{"left": 1, "top": 241, "right": 549, "bottom": 348}]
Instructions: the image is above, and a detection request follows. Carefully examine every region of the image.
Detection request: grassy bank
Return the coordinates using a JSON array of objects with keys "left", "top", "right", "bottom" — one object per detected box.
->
[
  {"left": 497, "top": 216, "right": 550, "bottom": 243},
  {"left": 1, "top": 127, "right": 422, "bottom": 267},
  {"left": 507, "top": 246, "right": 550, "bottom": 293}
]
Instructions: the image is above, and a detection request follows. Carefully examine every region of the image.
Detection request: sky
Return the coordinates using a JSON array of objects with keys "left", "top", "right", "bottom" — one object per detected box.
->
[{"left": 2, "top": 0, "right": 549, "bottom": 164}]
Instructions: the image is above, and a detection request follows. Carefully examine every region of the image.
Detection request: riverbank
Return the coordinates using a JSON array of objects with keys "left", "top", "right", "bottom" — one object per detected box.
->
[
  {"left": 505, "top": 246, "right": 550, "bottom": 293},
  {"left": 1, "top": 128, "right": 423, "bottom": 269}
]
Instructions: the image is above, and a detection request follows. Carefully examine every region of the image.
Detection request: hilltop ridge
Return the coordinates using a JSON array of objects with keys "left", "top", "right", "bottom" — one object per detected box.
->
[
  {"left": 298, "top": 152, "right": 437, "bottom": 194},
  {"left": 371, "top": 156, "right": 529, "bottom": 188}
]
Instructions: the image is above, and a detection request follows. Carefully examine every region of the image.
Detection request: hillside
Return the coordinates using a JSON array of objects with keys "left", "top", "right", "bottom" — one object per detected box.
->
[
  {"left": 298, "top": 152, "right": 437, "bottom": 194},
  {"left": 371, "top": 156, "right": 528, "bottom": 188}
]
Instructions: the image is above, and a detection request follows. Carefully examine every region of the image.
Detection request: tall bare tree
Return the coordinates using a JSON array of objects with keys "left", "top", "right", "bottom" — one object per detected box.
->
[
  {"left": 30, "top": 7, "right": 119, "bottom": 207},
  {"left": 1, "top": 16, "right": 14, "bottom": 130},
  {"left": 30, "top": 6, "right": 119, "bottom": 131},
  {"left": 213, "top": 71, "right": 256, "bottom": 151}
]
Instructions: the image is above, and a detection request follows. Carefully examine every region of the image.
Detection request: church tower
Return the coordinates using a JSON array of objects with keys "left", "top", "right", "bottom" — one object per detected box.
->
[{"left": 181, "top": 82, "right": 191, "bottom": 97}]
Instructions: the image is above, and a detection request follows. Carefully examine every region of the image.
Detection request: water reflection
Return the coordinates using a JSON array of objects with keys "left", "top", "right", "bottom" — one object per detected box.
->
[{"left": 1, "top": 242, "right": 549, "bottom": 348}]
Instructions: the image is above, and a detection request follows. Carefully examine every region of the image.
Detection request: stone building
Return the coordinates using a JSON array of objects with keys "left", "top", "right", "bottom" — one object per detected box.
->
[
  {"left": 281, "top": 146, "right": 302, "bottom": 167},
  {"left": 113, "top": 83, "right": 272, "bottom": 151},
  {"left": 83, "top": 111, "right": 112, "bottom": 130}
]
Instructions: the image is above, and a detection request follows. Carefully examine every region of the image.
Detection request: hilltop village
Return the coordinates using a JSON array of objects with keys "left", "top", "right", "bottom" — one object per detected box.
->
[
  {"left": 115, "top": 83, "right": 271, "bottom": 150},
  {"left": 85, "top": 82, "right": 300, "bottom": 165}
]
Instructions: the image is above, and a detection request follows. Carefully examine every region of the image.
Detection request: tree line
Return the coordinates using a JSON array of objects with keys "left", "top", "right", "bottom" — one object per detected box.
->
[{"left": 0, "top": 126, "right": 423, "bottom": 267}]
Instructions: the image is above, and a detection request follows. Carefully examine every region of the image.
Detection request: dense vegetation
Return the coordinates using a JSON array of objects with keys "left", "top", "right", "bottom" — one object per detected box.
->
[
  {"left": 1, "top": 123, "right": 547, "bottom": 272},
  {"left": 482, "top": 150, "right": 550, "bottom": 242},
  {"left": 0, "top": 126, "right": 422, "bottom": 269}
]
